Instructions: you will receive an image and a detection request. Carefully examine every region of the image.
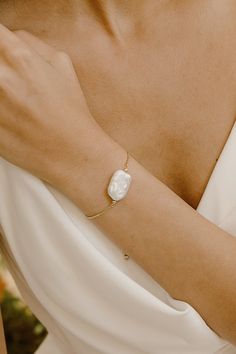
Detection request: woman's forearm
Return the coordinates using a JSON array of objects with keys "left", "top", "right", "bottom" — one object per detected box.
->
[
  {"left": 0, "top": 24, "right": 235, "bottom": 346},
  {"left": 51, "top": 130, "right": 236, "bottom": 345}
]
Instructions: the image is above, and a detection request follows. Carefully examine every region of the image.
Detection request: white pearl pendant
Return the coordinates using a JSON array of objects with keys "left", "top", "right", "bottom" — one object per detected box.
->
[{"left": 107, "top": 169, "right": 132, "bottom": 201}]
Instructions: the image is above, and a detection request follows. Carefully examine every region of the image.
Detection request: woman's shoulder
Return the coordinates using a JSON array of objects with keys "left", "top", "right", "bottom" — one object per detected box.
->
[
  {"left": 181, "top": 0, "right": 236, "bottom": 37},
  {"left": 184, "top": 0, "right": 236, "bottom": 95}
]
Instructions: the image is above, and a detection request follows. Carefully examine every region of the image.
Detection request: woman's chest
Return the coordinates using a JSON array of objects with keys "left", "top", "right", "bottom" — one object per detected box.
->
[
  {"left": 70, "top": 40, "right": 236, "bottom": 210},
  {"left": 2, "top": 1, "right": 236, "bottom": 210}
]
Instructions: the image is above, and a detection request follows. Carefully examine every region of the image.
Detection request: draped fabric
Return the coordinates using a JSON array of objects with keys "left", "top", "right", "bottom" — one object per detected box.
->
[{"left": 0, "top": 122, "right": 236, "bottom": 353}]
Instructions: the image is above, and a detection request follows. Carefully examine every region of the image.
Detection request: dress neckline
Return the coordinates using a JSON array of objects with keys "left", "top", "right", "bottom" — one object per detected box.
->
[{"left": 196, "top": 120, "right": 236, "bottom": 219}]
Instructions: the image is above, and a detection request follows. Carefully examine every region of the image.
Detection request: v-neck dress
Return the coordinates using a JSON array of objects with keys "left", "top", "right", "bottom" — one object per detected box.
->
[{"left": 0, "top": 122, "right": 236, "bottom": 354}]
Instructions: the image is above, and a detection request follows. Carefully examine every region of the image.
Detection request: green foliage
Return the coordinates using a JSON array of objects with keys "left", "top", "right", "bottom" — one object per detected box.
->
[{"left": 1, "top": 290, "right": 47, "bottom": 354}]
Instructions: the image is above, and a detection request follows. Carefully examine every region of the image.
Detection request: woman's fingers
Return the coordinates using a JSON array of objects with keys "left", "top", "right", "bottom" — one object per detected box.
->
[
  {"left": 0, "top": 23, "right": 56, "bottom": 67},
  {"left": 0, "top": 24, "right": 38, "bottom": 68},
  {"left": 14, "top": 30, "right": 57, "bottom": 62},
  {"left": 0, "top": 23, "right": 24, "bottom": 53},
  {"left": 0, "top": 24, "right": 75, "bottom": 78},
  {"left": 14, "top": 30, "right": 77, "bottom": 80},
  {"left": 0, "top": 23, "right": 55, "bottom": 59}
]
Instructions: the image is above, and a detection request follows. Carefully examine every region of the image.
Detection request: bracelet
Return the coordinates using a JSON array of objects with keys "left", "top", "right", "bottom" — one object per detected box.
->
[{"left": 85, "top": 151, "right": 132, "bottom": 220}]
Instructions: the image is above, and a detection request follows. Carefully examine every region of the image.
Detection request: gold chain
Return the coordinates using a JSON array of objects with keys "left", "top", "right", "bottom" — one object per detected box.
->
[{"left": 85, "top": 151, "right": 130, "bottom": 261}]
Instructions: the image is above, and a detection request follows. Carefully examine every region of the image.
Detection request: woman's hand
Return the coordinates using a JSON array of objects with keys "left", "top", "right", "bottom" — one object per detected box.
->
[{"left": 0, "top": 24, "right": 103, "bottom": 183}]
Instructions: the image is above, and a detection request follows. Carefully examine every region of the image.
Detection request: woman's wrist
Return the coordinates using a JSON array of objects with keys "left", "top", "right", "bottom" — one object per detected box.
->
[{"left": 49, "top": 121, "right": 128, "bottom": 216}]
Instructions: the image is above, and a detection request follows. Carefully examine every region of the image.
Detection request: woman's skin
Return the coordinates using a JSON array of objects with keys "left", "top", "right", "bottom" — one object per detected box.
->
[{"left": 1, "top": 0, "right": 236, "bottom": 346}]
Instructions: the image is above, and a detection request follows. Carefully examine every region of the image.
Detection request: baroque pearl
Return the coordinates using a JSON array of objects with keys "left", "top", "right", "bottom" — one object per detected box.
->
[{"left": 107, "top": 169, "right": 132, "bottom": 201}]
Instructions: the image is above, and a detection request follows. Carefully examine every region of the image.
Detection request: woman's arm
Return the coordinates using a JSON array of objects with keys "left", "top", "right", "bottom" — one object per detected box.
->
[
  {"left": 0, "top": 25, "right": 236, "bottom": 345},
  {"left": 50, "top": 132, "right": 236, "bottom": 346}
]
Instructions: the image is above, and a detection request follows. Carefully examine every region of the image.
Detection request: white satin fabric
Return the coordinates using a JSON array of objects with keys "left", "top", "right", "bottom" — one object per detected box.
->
[{"left": 0, "top": 123, "right": 236, "bottom": 354}]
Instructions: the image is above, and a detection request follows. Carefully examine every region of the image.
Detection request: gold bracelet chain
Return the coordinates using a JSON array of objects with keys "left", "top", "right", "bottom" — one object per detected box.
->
[{"left": 85, "top": 151, "right": 131, "bottom": 260}]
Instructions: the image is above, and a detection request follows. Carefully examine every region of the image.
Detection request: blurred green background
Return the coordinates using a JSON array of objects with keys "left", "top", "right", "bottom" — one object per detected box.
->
[{"left": 0, "top": 256, "right": 47, "bottom": 354}]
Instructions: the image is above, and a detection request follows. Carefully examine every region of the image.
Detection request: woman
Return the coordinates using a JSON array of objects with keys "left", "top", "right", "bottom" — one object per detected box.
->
[{"left": 0, "top": 0, "right": 236, "bottom": 352}]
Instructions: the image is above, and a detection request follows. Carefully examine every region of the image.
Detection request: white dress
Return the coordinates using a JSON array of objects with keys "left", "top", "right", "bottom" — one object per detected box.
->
[{"left": 0, "top": 122, "right": 236, "bottom": 354}]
